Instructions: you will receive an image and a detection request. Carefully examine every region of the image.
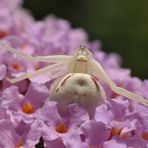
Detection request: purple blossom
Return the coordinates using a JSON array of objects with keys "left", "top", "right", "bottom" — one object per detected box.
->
[
  {"left": 0, "top": 0, "right": 148, "bottom": 147},
  {"left": 0, "top": 82, "right": 49, "bottom": 126},
  {"left": 80, "top": 120, "right": 111, "bottom": 147},
  {"left": 24, "top": 103, "right": 89, "bottom": 147},
  {"left": 102, "top": 136, "right": 127, "bottom": 148},
  {"left": 0, "top": 120, "right": 23, "bottom": 148}
]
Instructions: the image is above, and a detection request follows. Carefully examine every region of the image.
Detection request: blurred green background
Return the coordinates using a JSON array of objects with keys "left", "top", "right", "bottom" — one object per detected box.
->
[{"left": 23, "top": 0, "right": 148, "bottom": 79}]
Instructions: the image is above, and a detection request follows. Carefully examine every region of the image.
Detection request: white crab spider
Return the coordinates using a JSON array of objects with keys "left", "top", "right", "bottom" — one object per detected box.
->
[{"left": 1, "top": 42, "right": 148, "bottom": 111}]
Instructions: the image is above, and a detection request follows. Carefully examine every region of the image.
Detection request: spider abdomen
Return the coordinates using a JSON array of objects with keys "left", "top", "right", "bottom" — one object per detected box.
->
[{"left": 50, "top": 73, "right": 105, "bottom": 116}]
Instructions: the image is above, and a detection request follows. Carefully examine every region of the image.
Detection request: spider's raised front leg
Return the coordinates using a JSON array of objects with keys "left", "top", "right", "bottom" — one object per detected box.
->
[
  {"left": 0, "top": 42, "right": 72, "bottom": 63},
  {"left": 92, "top": 59, "right": 116, "bottom": 87},
  {"left": 92, "top": 59, "right": 148, "bottom": 106},
  {"left": 6, "top": 62, "right": 67, "bottom": 83},
  {"left": 111, "top": 86, "right": 148, "bottom": 106}
]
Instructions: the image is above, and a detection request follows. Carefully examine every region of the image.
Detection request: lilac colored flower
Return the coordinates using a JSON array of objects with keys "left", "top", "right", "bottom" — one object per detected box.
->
[
  {"left": 45, "top": 139, "right": 67, "bottom": 148},
  {"left": 0, "top": 119, "right": 44, "bottom": 148},
  {"left": 103, "top": 134, "right": 148, "bottom": 148},
  {"left": 0, "top": 0, "right": 148, "bottom": 147},
  {"left": 0, "top": 107, "right": 10, "bottom": 120},
  {"left": 62, "top": 133, "right": 88, "bottom": 148},
  {"left": 127, "top": 136, "right": 148, "bottom": 148},
  {"left": 102, "top": 136, "right": 127, "bottom": 148},
  {"left": 140, "top": 80, "right": 148, "bottom": 98},
  {"left": 67, "top": 103, "right": 89, "bottom": 127},
  {"left": 94, "top": 99, "right": 129, "bottom": 124},
  {"left": 136, "top": 104, "right": 148, "bottom": 131},
  {"left": 0, "top": 0, "right": 23, "bottom": 9},
  {"left": 0, "top": 86, "right": 24, "bottom": 111},
  {"left": 93, "top": 99, "right": 148, "bottom": 146},
  {"left": 0, "top": 120, "right": 22, "bottom": 148},
  {"left": 80, "top": 120, "right": 111, "bottom": 147},
  {"left": 0, "top": 64, "right": 6, "bottom": 80},
  {"left": 0, "top": 5, "right": 34, "bottom": 40},
  {"left": 25, "top": 103, "right": 89, "bottom": 147},
  {"left": 0, "top": 87, "right": 88, "bottom": 147},
  {"left": 0, "top": 82, "right": 49, "bottom": 124},
  {"left": 27, "top": 16, "right": 88, "bottom": 56}
]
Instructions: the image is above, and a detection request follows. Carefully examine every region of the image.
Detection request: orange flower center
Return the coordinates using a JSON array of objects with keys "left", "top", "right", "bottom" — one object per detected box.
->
[
  {"left": 109, "top": 126, "right": 137, "bottom": 140},
  {"left": 89, "top": 145, "right": 102, "bottom": 148},
  {"left": 16, "top": 140, "right": 24, "bottom": 148},
  {"left": 22, "top": 101, "right": 35, "bottom": 114},
  {"left": 0, "top": 31, "right": 9, "bottom": 39},
  {"left": 11, "top": 63, "right": 21, "bottom": 71},
  {"left": 109, "top": 127, "right": 122, "bottom": 139},
  {"left": 109, "top": 126, "right": 148, "bottom": 141},
  {"left": 142, "top": 132, "right": 148, "bottom": 140},
  {"left": 55, "top": 123, "right": 68, "bottom": 133}
]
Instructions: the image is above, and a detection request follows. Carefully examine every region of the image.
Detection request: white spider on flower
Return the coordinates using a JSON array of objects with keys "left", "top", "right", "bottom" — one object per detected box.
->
[{"left": 1, "top": 42, "right": 148, "bottom": 115}]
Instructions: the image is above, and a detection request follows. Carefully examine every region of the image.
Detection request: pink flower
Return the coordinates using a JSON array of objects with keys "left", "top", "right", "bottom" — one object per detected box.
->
[{"left": 0, "top": 0, "right": 148, "bottom": 147}]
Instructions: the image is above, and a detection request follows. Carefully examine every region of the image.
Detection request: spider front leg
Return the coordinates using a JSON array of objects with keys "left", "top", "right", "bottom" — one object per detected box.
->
[
  {"left": 6, "top": 62, "right": 67, "bottom": 83},
  {"left": 92, "top": 59, "right": 116, "bottom": 87},
  {"left": 0, "top": 42, "right": 72, "bottom": 63},
  {"left": 111, "top": 86, "right": 148, "bottom": 106},
  {"left": 93, "top": 59, "right": 148, "bottom": 106}
]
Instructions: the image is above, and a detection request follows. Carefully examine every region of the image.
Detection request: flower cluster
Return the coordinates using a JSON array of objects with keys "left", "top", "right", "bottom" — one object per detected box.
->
[{"left": 0, "top": 0, "right": 148, "bottom": 148}]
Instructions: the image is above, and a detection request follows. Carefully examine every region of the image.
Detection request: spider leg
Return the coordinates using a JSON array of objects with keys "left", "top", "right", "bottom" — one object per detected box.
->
[
  {"left": 33, "top": 55, "right": 71, "bottom": 63},
  {"left": 92, "top": 59, "right": 148, "bottom": 106},
  {"left": 111, "top": 86, "right": 148, "bottom": 106},
  {"left": 92, "top": 59, "right": 116, "bottom": 87},
  {"left": 6, "top": 62, "right": 67, "bottom": 83},
  {"left": 0, "top": 42, "right": 72, "bottom": 63}
]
